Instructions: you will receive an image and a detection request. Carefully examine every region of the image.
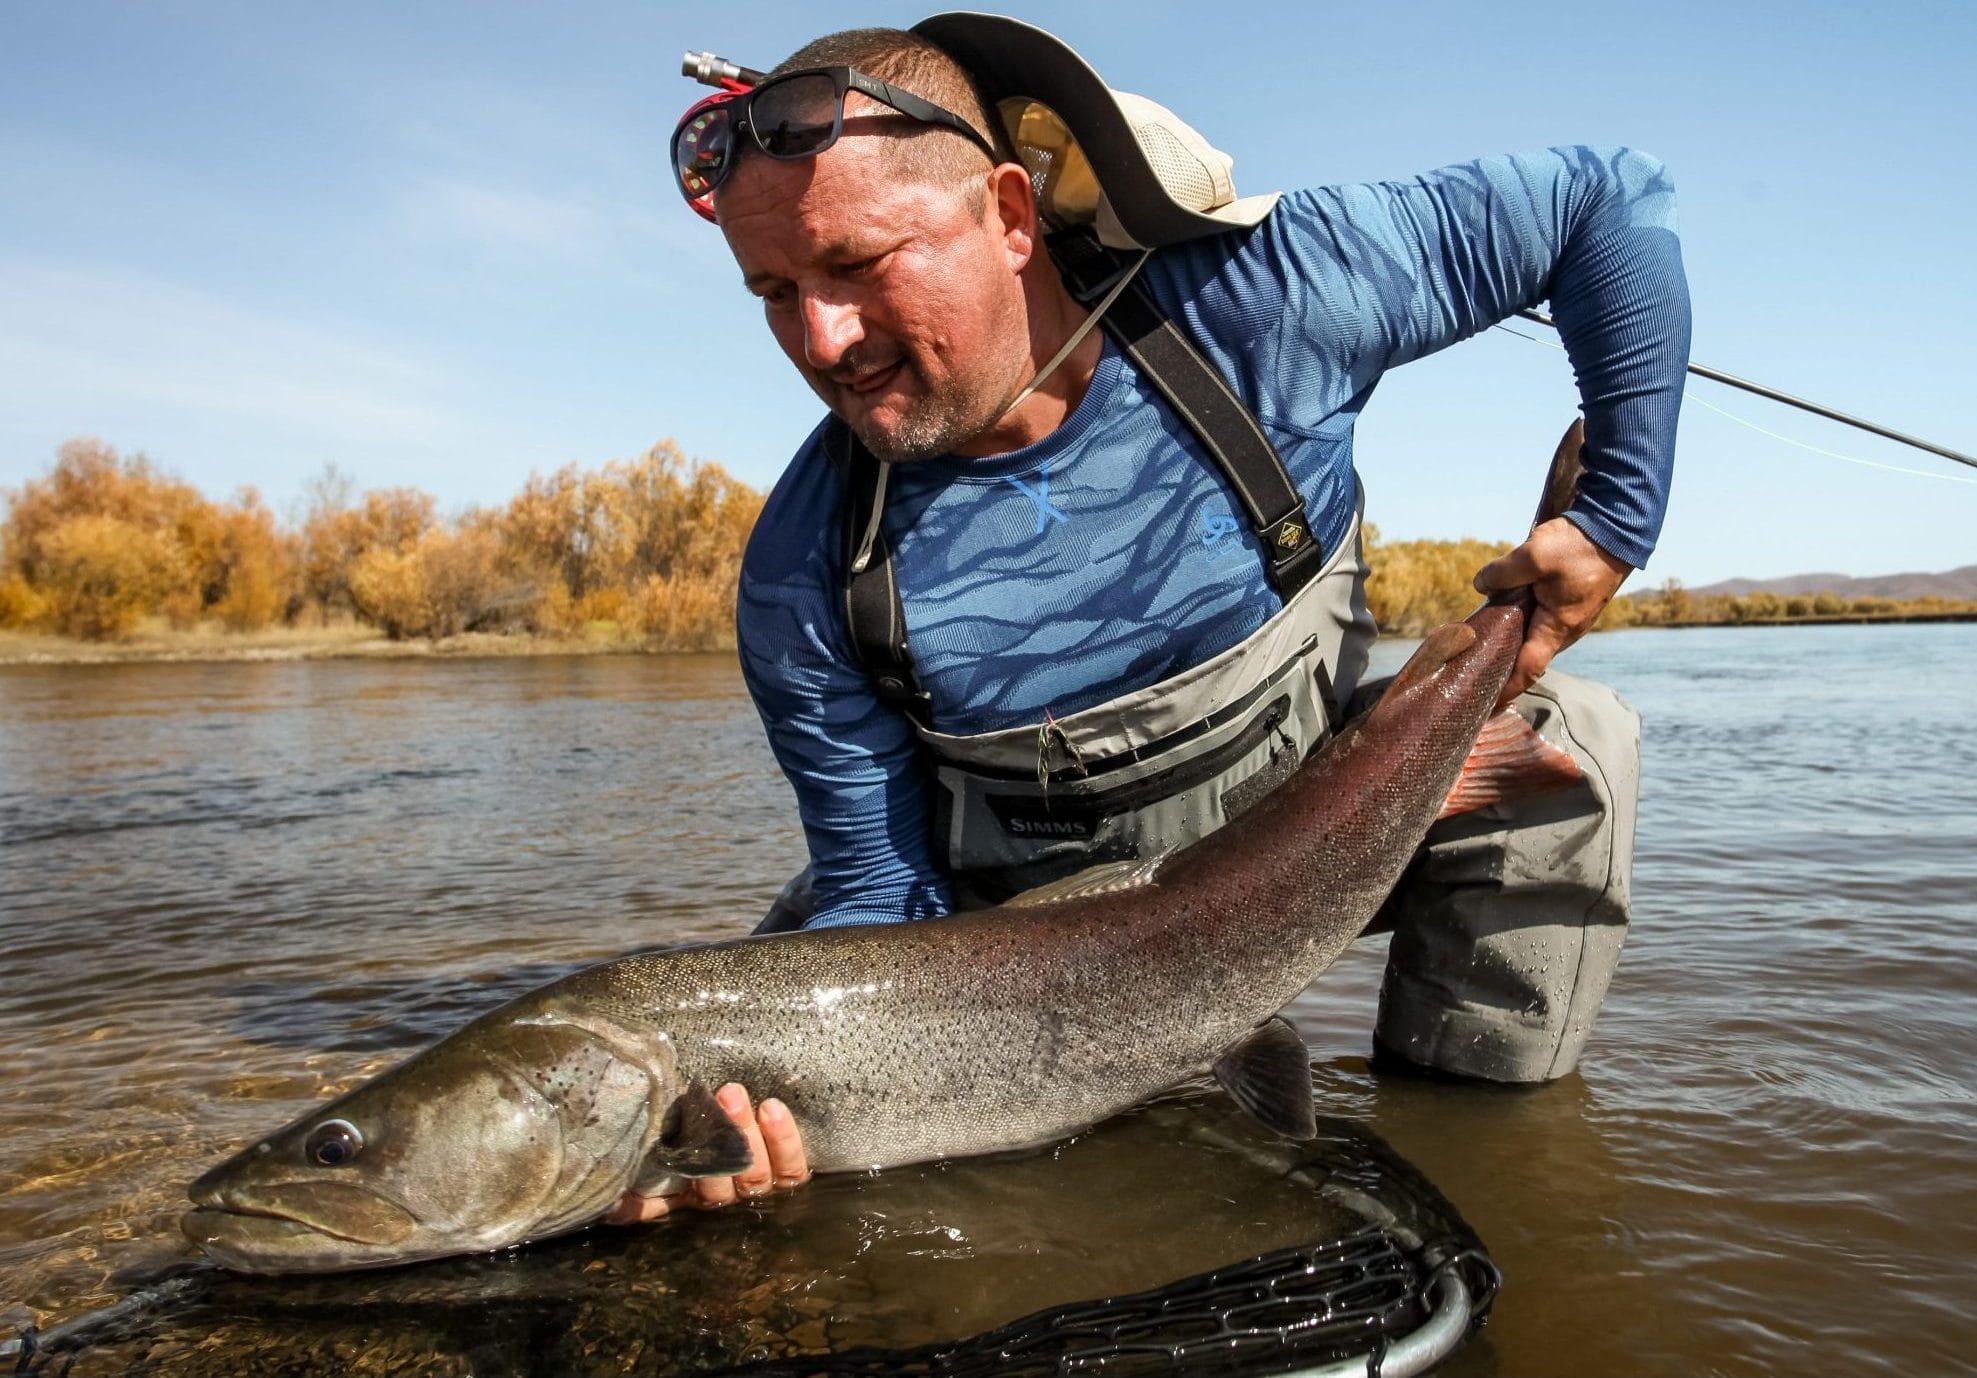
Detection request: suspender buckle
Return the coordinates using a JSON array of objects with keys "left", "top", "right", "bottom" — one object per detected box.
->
[
  {"left": 1265, "top": 514, "right": 1311, "bottom": 556},
  {"left": 872, "top": 672, "right": 933, "bottom": 721},
  {"left": 1263, "top": 510, "right": 1324, "bottom": 593}
]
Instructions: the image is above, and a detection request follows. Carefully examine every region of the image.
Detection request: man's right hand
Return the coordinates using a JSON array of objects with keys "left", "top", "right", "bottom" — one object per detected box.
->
[{"left": 603, "top": 1083, "right": 811, "bottom": 1222}]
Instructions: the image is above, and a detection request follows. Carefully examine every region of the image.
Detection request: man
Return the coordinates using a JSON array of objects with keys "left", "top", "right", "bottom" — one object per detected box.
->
[{"left": 611, "top": 15, "right": 1688, "bottom": 1222}]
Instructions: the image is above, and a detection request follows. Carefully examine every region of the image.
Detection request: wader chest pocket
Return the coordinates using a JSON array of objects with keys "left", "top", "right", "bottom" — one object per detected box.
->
[
  {"left": 981, "top": 696, "right": 1294, "bottom": 843},
  {"left": 937, "top": 655, "right": 1332, "bottom": 902}
]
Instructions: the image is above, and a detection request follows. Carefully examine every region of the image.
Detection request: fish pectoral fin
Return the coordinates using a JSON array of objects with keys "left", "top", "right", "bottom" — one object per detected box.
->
[
  {"left": 639, "top": 1082, "right": 755, "bottom": 1181},
  {"left": 1437, "top": 708, "right": 1583, "bottom": 820},
  {"left": 1213, "top": 1016, "right": 1318, "bottom": 1140}
]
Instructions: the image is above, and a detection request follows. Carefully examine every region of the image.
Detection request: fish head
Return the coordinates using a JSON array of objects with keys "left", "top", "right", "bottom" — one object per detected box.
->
[{"left": 182, "top": 1004, "right": 677, "bottom": 1273}]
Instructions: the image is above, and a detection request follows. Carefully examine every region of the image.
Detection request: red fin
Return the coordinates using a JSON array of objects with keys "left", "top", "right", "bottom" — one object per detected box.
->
[{"left": 1438, "top": 709, "right": 1583, "bottom": 819}]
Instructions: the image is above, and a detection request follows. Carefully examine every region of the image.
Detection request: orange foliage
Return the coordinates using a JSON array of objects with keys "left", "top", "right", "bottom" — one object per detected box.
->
[
  {"left": 299, "top": 467, "right": 438, "bottom": 617},
  {"left": 0, "top": 574, "right": 45, "bottom": 629},
  {"left": 1364, "top": 528, "right": 1513, "bottom": 637},
  {"left": 630, "top": 573, "right": 737, "bottom": 650},
  {"left": 34, "top": 515, "right": 187, "bottom": 639},
  {"left": 0, "top": 439, "right": 292, "bottom": 638},
  {"left": 348, "top": 526, "right": 505, "bottom": 640},
  {"left": 2, "top": 435, "right": 765, "bottom": 645}
]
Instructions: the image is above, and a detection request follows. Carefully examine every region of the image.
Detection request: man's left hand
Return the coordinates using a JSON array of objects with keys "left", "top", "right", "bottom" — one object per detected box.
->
[{"left": 1472, "top": 518, "right": 1632, "bottom": 708}]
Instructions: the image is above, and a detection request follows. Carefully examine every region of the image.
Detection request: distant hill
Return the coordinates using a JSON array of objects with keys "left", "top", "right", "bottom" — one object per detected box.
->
[{"left": 1687, "top": 566, "right": 1977, "bottom": 601}]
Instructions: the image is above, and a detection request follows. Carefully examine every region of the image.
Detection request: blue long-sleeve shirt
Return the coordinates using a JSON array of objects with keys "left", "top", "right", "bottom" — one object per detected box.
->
[{"left": 737, "top": 146, "right": 1690, "bottom": 929}]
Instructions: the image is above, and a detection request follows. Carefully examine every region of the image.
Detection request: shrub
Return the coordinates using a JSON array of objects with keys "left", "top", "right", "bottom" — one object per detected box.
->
[
  {"left": 1364, "top": 533, "right": 1511, "bottom": 637},
  {"left": 347, "top": 547, "right": 425, "bottom": 639},
  {"left": 5, "top": 435, "right": 767, "bottom": 645},
  {"left": 631, "top": 572, "right": 735, "bottom": 650},
  {"left": 299, "top": 475, "right": 436, "bottom": 617},
  {"left": 0, "top": 573, "right": 46, "bottom": 630},
  {"left": 347, "top": 526, "right": 504, "bottom": 640},
  {"left": 36, "top": 514, "right": 186, "bottom": 639}
]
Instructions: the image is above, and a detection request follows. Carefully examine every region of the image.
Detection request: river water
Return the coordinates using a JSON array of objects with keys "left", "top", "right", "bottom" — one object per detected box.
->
[{"left": 1, "top": 625, "right": 1972, "bottom": 1375}]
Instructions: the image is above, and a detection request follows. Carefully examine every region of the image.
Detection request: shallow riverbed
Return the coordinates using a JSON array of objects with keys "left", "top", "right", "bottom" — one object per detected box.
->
[{"left": 2, "top": 624, "right": 1973, "bottom": 1375}]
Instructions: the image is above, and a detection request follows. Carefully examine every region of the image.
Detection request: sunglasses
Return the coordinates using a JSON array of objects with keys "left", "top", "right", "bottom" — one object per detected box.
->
[{"left": 672, "top": 65, "right": 997, "bottom": 218}]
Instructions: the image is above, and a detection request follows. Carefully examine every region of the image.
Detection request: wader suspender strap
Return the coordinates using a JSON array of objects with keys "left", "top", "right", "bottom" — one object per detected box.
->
[
  {"left": 839, "top": 229, "right": 1321, "bottom": 730},
  {"left": 1046, "top": 230, "right": 1324, "bottom": 597},
  {"left": 839, "top": 431, "right": 934, "bottom": 727}
]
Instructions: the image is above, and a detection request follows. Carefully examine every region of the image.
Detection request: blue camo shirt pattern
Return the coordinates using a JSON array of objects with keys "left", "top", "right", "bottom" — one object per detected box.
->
[{"left": 737, "top": 147, "right": 1690, "bottom": 929}]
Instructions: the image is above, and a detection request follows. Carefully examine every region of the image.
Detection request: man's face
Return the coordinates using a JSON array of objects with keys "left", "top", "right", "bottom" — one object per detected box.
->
[{"left": 715, "top": 127, "right": 1028, "bottom": 461}]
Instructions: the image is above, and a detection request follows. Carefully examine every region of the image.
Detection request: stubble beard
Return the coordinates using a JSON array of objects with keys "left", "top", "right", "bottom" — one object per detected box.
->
[{"left": 838, "top": 352, "right": 1013, "bottom": 463}]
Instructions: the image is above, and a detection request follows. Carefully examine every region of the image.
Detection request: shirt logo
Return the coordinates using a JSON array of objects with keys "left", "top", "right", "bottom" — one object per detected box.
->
[
  {"left": 1001, "top": 462, "right": 1070, "bottom": 535},
  {"left": 1199, "top": 506, "right": 1248, "bottom": 567}
]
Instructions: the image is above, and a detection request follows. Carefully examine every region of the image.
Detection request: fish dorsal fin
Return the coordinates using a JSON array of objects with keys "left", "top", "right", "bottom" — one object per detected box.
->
[
  {"left": 1213, "top": 1016, "right": 1317, "bottom": 1140},
  {"left": 1002, "top": 856, "right": 1167, "bottom": 909},
  {"left": 1438, "top": 707, "right": 1584, "bottom": 819},
  {"left": 636, "top": 1082, "right": 753, "bottom": 1185}
]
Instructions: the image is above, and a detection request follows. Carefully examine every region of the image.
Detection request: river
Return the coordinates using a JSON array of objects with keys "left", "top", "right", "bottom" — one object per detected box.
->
[{"left": 1, "top": 624, "right": 1972, "bottom": 1375}]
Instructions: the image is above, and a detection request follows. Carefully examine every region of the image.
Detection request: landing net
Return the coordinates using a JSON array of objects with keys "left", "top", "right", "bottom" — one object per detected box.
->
[{"left": 716, "top": 1225, "right": 1497, "bottom": 1377}]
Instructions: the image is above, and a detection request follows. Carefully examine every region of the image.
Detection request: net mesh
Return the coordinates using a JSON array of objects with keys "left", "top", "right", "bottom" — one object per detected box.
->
[
  {"left": 712, "top": 1225, "right": 1494, "bottom": 1378},
  {"left": 704, "top": 1107, "right": 1501, "bottom": 1378}
]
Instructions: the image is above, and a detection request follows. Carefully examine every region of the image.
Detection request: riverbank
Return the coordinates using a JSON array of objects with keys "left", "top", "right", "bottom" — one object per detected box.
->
[
  {"left": 10, "top": 610, "right": 1975, "bottom": 667},
  {"left": 0, "top": 622, "right": 719, "bottom": 667},
  {"left": 1648, "top": 610, "right": 1977, "bottom": 628}
]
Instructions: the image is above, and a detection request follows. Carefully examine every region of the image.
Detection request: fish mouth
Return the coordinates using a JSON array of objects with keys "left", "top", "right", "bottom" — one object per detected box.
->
[{"left": 182, "top": 1181, "right": 422, "bottom": 1271}]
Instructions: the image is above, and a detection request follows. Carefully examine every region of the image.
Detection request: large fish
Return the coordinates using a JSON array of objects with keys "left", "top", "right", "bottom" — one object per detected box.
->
[{"left": 183, "top": 433, "right": 1589, "bottom": 1275}]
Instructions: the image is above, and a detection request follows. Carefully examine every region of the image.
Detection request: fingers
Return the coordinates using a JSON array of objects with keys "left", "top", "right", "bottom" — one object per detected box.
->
[
  {"left": 612, "top": 1084, "right": 812, "bottom": 1223},
  {"left": 722, "top": 1084, "right": 776, "bottom": 1200},
  {"left": 1479, "top": 520, "right": 1632, "bottom": 708},
  {"left": 1473, "top": 539, "right": 1540, "bottom": 595},
  {"left": 757, "top": 1097, "right": 811, "bottom": 1190},
  {"left": 604, "top": 1187, "right": 681, "bottom": 1224},
  {"left": 1498, "top": 636, "right": 1554, "bottom": 709}
]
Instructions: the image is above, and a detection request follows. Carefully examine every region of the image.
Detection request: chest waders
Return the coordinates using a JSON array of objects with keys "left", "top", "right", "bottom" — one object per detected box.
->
[{"left": 838, "top": 232, "right": 1375, "bottom": 906}]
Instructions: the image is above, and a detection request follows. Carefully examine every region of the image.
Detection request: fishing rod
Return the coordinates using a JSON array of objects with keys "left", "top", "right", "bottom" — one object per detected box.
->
[{"left": 1515, "top": 308, "right": 1976, "bottom": 472}]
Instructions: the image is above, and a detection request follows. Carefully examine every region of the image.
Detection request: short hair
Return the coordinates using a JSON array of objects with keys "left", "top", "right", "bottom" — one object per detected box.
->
[{"left": 747, "top": 28, "right": 1015, "bottom": 207}]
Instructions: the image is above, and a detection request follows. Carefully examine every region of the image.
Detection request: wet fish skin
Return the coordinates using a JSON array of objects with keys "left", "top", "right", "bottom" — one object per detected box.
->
[{"left": 181, "top": 593, "right": 1527, "bottom": 1274}]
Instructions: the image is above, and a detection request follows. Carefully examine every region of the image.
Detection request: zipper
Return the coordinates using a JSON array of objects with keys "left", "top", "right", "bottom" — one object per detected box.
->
[{"left": 984, "top": 695, "right": 1293, "bottom": 828}]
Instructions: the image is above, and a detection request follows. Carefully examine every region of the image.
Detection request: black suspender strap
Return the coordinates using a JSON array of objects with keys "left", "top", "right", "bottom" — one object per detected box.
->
[
  {"left": 1047, "top": 230, "right": 1324, "bottom": 598},
  {"left": 838, "top": 426, "right": 934, "bottom": 729}
]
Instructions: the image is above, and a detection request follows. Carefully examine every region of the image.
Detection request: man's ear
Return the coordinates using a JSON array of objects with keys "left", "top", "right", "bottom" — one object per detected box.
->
[{"left": 988, "top": 162, "right": 1038, "bottom": 274}]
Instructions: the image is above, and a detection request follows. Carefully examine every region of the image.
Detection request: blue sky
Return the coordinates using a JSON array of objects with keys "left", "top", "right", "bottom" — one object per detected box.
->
[{"left": 3, "top": 1, "right": 1971, "bottom": 586}]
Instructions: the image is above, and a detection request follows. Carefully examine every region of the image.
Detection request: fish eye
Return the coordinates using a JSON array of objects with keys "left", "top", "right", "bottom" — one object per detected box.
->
[{"left": 305, "top": 1119, "right": 364, "bottom": 1167}]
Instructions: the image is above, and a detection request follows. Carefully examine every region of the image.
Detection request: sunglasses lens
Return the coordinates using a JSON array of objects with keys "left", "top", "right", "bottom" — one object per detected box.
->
[
  {"left": 674, "top": 101, "right": 738, "bottom": 200},
  {"left": 750, "top": 72, "right": 841, "bottom": 157}
]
